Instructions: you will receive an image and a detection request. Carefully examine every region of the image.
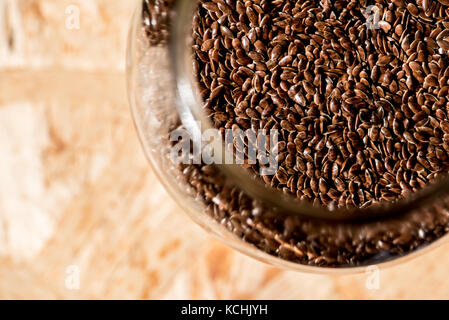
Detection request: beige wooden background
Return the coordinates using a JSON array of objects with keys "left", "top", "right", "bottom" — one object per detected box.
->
[{"left": 1, "top": 0, "right": 449, "bottom": 299}]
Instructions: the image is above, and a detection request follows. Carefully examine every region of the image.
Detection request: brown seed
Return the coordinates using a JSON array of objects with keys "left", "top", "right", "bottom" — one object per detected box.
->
[
  {"left": 403, "top": 132, "right": 416, "bottom": 144},
  {"left": 246, "top": 7, "right": 258, "bottom": 26},
  {"left": 202, "top": 2, "right": 219, "bottom": 12},
  {"left": 319, "top": 178, "right": 329, "bottom": 194},
  {"left": 378, "top": 21, "right": 391, "bottom": 33},
  {"left": 407, "top": 3, "right": 419, "bottom": 16},
  {"left": 441, "top": 121, "right": 449, "bottom": 134},
  {"left": 271, "top": 45, "right": 283, "bottom": 60},
  {"left": 438, "top": 40, "right": 449, "bottom": 50}
]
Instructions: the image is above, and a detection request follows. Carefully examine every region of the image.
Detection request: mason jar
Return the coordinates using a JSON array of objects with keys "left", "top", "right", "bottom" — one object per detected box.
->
[{"left": 127, "top": 0, "right": 449, "bottom": 271}]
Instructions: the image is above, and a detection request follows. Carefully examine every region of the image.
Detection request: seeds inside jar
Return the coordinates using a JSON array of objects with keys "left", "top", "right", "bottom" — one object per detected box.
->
[{"left": 192, "top": 0, "right": 449, "bottom": 209}]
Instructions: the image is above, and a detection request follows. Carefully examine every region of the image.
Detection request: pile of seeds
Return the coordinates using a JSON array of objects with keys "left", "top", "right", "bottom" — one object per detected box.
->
[
  {"left": 142, "top": 0, "right": 449, "bottom": 266},
  {"left": 143, "top": 0, "right": 175, "bottom": 46},
  {"left": 192, "top": 0, "right": 449, "bottom": 209}
]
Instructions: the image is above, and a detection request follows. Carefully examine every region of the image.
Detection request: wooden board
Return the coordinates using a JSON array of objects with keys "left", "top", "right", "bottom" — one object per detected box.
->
[{"left": 1, "top": 0, "right": 449, "bottom": 300}]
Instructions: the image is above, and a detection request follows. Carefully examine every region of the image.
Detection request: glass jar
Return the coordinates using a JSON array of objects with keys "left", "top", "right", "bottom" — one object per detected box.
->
[{"left": 127, "top": 0, "right": 449, "bottom": 271}]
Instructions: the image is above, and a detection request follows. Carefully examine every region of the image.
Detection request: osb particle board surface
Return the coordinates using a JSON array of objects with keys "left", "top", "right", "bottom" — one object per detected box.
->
[
  {"left": 1, "top": 0, "right": 449, "bottom": 300},
  {"left": 0, "top": 0, "right": 134, "bottom": 70}
]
